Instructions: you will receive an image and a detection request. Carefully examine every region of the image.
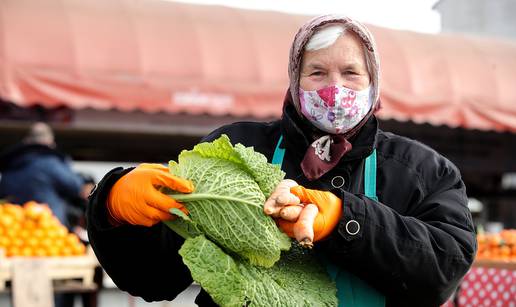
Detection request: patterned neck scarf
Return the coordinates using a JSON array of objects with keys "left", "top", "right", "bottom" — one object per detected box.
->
[{"left": 301, "top": 135, "right": 353, "bottom": 180}]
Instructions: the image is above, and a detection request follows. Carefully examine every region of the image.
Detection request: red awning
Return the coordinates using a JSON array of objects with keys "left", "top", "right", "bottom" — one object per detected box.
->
[
  {"left": 373, "top": 26, "right": 516, "bottom": 132},
  {"left": 1, "top": 0, "right": 516, "bottom": 132}
]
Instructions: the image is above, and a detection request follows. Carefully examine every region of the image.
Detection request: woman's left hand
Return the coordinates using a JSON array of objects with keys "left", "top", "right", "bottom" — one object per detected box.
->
[{"left": 265, "top": 180, "right": 343, "bottom": 246}]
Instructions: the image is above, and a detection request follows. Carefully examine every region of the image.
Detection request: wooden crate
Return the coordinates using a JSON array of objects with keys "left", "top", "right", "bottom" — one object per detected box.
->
[
  {"left": 0, "top": 248, "right": 9, "bottom": 290},
  {"left": 473, "top": 258, "right": 516, "bottom": 270},
  {"left": 0, "top": 246, "right": 98, "bottom": 291}
]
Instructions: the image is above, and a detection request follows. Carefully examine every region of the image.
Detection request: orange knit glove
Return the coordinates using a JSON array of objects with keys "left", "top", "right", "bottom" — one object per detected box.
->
[
  {"left": 277, "top": 186, "right": 342, "bottom": 245},
  {"left": 107, "top": 163, "right": 194, "bottom": 227}
]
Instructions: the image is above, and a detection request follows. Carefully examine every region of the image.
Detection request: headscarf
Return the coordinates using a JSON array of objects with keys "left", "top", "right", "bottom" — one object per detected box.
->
[{"left": 285, "top": 14, "right": 381, "bottom": 181}]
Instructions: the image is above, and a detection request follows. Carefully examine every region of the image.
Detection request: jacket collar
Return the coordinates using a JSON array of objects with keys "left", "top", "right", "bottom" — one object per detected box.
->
[{"left": 280, "top": 103, "right": 378, "bottom": 162}]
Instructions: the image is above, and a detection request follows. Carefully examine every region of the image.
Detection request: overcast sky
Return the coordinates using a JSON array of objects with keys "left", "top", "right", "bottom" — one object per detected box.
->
[{"left": 171, "top": 0, "right": 442, "bottom": 33}]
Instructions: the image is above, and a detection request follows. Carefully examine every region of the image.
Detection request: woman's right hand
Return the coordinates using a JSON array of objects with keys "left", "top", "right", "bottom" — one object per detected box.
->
[
  {"left": 263, "top": 179, "right": 302, "bottom": 218},
  {"left": 107, "top": 163, "right": 194, "bottom": 227}
]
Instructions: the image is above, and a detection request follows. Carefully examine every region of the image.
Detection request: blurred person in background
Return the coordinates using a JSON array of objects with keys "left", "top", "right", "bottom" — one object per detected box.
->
[
  {"left": 87, "top": 15, "right": 477, "bottom": 306},
  {"left": 68, "top": 173, "right": 96, "bottom": 242},
  {"left": 0, "top": 122, "right": 84, "bottom": 229},
  {"left": 0, "top": 122, "right": 86, "bottom": 307}
]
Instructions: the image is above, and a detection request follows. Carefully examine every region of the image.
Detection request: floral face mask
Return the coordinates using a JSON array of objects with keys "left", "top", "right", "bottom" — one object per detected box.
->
[{"left": 299, "top": 85, "right": 372, "bottom": 134}]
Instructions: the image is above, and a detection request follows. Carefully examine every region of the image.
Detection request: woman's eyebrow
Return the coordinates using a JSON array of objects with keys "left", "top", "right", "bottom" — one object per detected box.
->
[
  {"left": 303, "top": 61, "right": 365, "bottom": 71},
  {"left": 304, "top": 63, "right": 326, "bottom": 70},
  {"left": 340, "top": 62, "right": 366, "bottom": 71}
]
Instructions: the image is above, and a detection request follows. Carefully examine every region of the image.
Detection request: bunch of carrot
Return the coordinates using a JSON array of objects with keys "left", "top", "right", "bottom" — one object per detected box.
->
[{"left": 263, "top": 180, "right": 315, "bottom": 247}]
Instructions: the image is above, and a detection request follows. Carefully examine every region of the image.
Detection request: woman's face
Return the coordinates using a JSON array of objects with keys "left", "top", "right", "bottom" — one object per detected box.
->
[{"left": 299, "top": 32, "right": 370, "bottom": 91}]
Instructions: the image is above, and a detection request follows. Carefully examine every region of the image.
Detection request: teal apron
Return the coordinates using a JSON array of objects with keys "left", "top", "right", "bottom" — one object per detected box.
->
[{"left": 272, "top": 135, "right": 385, "bottom": 307}]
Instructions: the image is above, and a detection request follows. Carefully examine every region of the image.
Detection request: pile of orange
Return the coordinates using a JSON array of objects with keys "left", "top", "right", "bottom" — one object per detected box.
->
[
  {"left": 0, "top": 201, "right": 86, "bottom": 257},
  {"left": 476, "top": 229, "right": 516, "bottom": 261}
]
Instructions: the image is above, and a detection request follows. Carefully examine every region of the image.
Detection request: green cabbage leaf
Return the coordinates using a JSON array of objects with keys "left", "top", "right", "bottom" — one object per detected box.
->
[{"left": 179, "top": 235, "right": 337, "bottom": 307}]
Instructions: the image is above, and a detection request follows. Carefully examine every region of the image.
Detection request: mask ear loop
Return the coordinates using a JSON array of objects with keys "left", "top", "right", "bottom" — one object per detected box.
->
[{"left": 373, "top": 98, "right": 382, "bottom": 113}]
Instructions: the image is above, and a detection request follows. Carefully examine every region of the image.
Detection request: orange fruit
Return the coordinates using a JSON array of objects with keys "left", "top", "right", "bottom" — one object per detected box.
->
[
  {"left": 0, "top": 236, "right": 10, "bottom": 249},
  {"left": 38, "top": 237, "right": 53, "bottom": 249},
  {"left": 59, "top": 246, "right": 73, "bottom": 257},
  {"left": 10, "top": 222, "right": 21, "bottom": 232},
  {"left": 0, "top": 215, "right": 15, "bottom": 227},
  {"left": 488, "top": 234, "right": 503, "bottom": 247},
  {"left": 54, "top": 239, "right": 65, "bottom": 249},
  {"left": 55, "top": 225, "right": 68, "bottom": 238},
  {"left": 4, "top": 228, "right": 16, "bottom": 238},
  {"left": 33, "top": 247, "right": 47, "bottom": 257},
  {"left": 20, "top": 246, "right": 33, "bottom": 257},
  {"left": 45, "top": 228, "right": 56, "bottom": 239},
  {"left": 4, "top": 204, "right": 24, "bottom": 219},
  {"left": 22, "top": 220, "right": 36, "bottom": 231},
  {"left": 499, "top": 245, "right": 511, "bottom": 257},
  {"left": 0, "top": 200, "right": 91, "bottom": 257},
  {"left": 25, "top": 237, "right": 39, "bottom": 248},
  {"left": 11, "top": 237, "right": 24, "bottom": 248},
  {"left": 65, "top": 233, "right": 80, "bottom": 245},
  {"left": 25, "top": 205, "right": 53, "bottom": 221},
  {"left": 480, "top": 250, "right": 491, "bottom": 259},
  {"left": 38, "top": 218, "right": 53, "bottom": 230},
  {"left": 7, "top": 246, "right": 21, "bottom": 257},
  {"left": 18, "top": 229, "right": 30, "bottom": 240},
  {"left": 71, "top": 243, "right": 86, "bottom": 256},
  {"left": 45, "top": 246, "right": 60, "bottom": 257},
  {"left": 32, "top": 228, "right": 44, "bottom": 238}
]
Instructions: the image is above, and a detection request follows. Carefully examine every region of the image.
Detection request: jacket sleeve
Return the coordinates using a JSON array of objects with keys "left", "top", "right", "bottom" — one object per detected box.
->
[
  {"left": 321, "top": 153, "right": 477, "bottom": 306},
  {"left": 86, "top": 167, "right": 193, "bottom": 302},
  {"left": 47, "top": 158, "right": 84, "bottom": 198}
]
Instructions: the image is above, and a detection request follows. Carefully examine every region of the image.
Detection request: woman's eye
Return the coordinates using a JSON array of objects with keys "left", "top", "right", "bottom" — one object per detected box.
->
[
  {"left": 343, "top": 71, "right": 357, "bottom": 75},
  {"left": 310, "top": 71, "right": 324, "bottom": 76}
]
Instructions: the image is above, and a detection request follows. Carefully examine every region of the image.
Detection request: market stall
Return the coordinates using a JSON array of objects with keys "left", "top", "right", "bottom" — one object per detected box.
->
[{"left": 0, "top": 0, "right": 515, "bottom": 305}]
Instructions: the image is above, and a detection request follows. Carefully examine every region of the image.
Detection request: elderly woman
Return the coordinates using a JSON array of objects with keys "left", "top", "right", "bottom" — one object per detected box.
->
[{"left": 87, "top": 15, "right": 476, "bottom": 306}]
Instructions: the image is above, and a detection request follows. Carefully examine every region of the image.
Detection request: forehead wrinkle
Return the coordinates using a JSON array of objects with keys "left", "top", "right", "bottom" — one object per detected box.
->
[
  {"left": 302, "top": 39, "right": 367, "bottom": 72},
  {"left": 303, "top": 59, "right": 365, "bottom": 72}
]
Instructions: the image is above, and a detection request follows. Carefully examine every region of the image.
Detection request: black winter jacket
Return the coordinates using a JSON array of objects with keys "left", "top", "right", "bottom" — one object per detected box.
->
[{"left": 87, "top": 105, "right": 476, "bottom": 307}]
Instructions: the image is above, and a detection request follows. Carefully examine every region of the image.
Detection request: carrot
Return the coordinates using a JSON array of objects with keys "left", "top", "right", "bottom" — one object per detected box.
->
[
  {"left": 263, "top": 179, "right": 299, "bottom": 217},
  {"left": 279, "top": 204, "right": 304, "bottom": 221},
  {"left": 293, "top": 204, "right": 319, "bottom": 248},
  {"left": 276, "top": 193, "right": 301, "bottom": 206}
]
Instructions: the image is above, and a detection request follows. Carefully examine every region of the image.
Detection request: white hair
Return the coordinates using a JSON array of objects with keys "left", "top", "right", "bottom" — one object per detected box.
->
[
  {"left": 304, "top": 23, "right": 373, "bottom": 83},
  {"left": 305, "top": 24, "right": 347, "bottom": 51},
  {"left": 24, "top": 122, "right": 55, "bottom": 147}
]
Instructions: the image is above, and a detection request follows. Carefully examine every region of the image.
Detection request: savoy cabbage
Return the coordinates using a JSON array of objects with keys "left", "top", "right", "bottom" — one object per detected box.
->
[{"left": 164, "top": 135, "right": 337, "bottom": 307}]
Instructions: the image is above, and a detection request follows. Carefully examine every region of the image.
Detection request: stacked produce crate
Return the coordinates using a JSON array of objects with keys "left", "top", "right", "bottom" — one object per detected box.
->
[
  {"left": 0, "top": 202, "right": 86, "bottom": 259},
  {"left": 475, "top": 229, "right": 516, "bottom": 269},
  {"left": 0, "top": 201, "right": 98, "bottom": 307}
]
